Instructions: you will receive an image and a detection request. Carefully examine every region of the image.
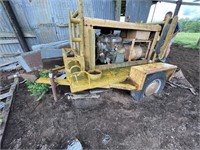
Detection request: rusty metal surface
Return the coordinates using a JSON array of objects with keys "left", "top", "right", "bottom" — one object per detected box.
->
[
  {"left": 17, "top": 51, "right": 43, "bottom": 72},
  {"left": 23, "top": 52, "right": 43, "bottom": 71},
  {"left": 49, "top": 71, "right": 58, "bottom": 102}
]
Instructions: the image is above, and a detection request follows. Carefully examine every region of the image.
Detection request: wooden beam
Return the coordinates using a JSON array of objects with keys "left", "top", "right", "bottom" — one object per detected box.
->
[
  {"left": 83, "top": 25, "right": 93, "bottom": 70},
  {"left": 147, "top": 31, "right": 160, "bottom": 60},
  {"left": 72, "top": 38, "right": 81, "bottom": 42},
  {"left": 71, "top": 18, "right": 81, "bottom": 24},
  {"left": 153, "top": 0, "right": 200, "bottom": 6},
  {"left": 84, "top": 17, "right": 161, "bottom": 32},
  {"left": 153, "top": 0, "right": 180, "bottom": 4},
  {"left": 115, "top": 0, "right": 121, "bottom": 21},
  {"left": 174, "top": 0, "right": 182, "bottom": 16},
  {"left": 78, "top": 0, "right": 85, "bottom": 59},
  {"left": 89, "top": 29, "right": 95, "bottom": 71},
  {"left": 1, "top": 1, "right": 30, "bottom": 52},
  {"left": 0, "top": 92, "right": 12, "bottom": 100}
]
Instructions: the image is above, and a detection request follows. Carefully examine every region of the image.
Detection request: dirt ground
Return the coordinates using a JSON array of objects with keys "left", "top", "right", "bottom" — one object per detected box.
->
[{"left": 1, "top": 44, "right": 199, "bottom": 149}]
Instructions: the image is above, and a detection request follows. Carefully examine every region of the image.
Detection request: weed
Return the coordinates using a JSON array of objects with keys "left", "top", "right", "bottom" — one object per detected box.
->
[{"left": 26, "top": 70, "right": 49, "bottom": 101}]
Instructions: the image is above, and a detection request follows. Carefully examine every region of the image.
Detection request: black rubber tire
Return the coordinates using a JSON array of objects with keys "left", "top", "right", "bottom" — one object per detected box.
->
[{"left": 131, "top": 72, "right": 166, "bottom": 101}]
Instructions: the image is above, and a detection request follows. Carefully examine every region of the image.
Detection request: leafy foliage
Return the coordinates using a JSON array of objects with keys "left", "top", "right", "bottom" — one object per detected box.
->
[
  {"left": 175, "top": 18, "right": 200, "bottom": 49},
  {"left": 26, "top": 71, "right": 49, "bottom": 100},
  {"left": 179, "top": 18, "right": 200, "bottom": 33}
]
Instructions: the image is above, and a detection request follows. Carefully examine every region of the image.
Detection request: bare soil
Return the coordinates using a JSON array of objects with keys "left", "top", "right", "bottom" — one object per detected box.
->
[{"left": 1, "top": 44, "right": 199, "bottom": 149}]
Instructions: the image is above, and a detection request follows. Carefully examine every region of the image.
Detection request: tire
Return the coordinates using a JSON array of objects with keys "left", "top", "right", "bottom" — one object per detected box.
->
[{"left": 131, "top": 72, "right": 166, "bottom": 101}]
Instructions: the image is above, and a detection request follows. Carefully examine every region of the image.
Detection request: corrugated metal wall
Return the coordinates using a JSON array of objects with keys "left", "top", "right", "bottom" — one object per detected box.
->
[
  {"left": 126, "top": 0, "right": 152, "bottom": 23},
  {"left": 0, "top": 0, "right": 116, "bottom": 70},
  {"left": 0, "top": 0, "right": 152, "bottom": 70},
  {"left": 0, "top": 3, "right": 23, "bottom": 70}
]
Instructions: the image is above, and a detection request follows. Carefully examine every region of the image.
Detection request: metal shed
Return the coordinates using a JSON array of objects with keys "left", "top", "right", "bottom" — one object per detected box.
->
[{"left": 0, "top": 0, "right": 152, "bottom": 70}]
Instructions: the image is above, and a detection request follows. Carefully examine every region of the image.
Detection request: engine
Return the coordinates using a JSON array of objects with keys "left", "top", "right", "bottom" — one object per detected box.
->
[{"left": 96, "top": 34, "right": 146, "bottom": 64}]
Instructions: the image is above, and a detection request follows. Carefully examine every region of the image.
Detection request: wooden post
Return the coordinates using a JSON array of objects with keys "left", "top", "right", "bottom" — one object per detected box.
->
[
  {"left": 78, "top": 0, "right": 84, "bottom": 57},
  {"left": 115, "top": 0, "right": 121, "bottom": 21},
  {"left": 128, "top": 39, "right": 136, "bottom": 61},
  {"left": 173, "top": 0, "right": 182, "bottom": 17},
  {"left": 197, "top": 38, "right": 200, "bottom": 46},
  {"left": 49, "top": 71, "right": 58, "bottom": 102},
  {"left": 89, "top": 29, "right": 95, "bottom": 71}
]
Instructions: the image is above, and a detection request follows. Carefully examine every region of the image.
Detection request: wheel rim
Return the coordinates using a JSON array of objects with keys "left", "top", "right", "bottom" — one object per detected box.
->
[{"left": 144, "top": 79, "right": 162, "bottom": 96}]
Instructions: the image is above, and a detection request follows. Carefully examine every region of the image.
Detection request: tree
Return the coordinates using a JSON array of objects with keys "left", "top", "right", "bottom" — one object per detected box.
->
[{"left": 178, "top": 18, "right": 200, "bottom": 32}]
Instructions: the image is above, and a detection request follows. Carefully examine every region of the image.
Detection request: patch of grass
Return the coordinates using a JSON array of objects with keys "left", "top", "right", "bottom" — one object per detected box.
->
[{"left": 174, "top": 32, "right": 200, "bottom": 49}]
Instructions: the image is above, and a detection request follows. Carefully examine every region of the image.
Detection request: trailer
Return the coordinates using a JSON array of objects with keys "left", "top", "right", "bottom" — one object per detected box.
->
[{"left": 36, "top": 0, "right": 178, "bottom": 101}]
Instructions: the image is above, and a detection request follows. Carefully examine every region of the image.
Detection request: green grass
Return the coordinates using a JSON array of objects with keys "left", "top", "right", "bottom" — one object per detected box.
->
[{"left": 174, "top": 32, "right": 200, "bottom": 49}]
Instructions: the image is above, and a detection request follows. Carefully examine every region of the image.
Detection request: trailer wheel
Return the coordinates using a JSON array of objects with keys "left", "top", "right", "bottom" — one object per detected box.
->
[{"left": 131, "top": 72, "right": 166, "bottom": 101}]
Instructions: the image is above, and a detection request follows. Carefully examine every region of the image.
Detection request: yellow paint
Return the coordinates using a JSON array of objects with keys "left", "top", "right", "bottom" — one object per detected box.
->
[
  {"left": 129, "top": 63, "right": 177, "bottom": 90},
  {"left": 36, "top": 78, "right": 70, "bottom": 85},
  {"left": 159, "top": 16, "right": 178, "bottom": 60},
  {"left": 107, "top": 83, "right": 137, "bottom": 91},
  {"left": 69, "top": 67, "right": 130, "bottom": 92},
  {"left": 36, "top": 0, "right": 178, "bottom": 94}
]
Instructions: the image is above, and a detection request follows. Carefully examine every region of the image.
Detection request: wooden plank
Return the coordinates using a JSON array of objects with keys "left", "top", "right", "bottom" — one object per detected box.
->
[
  {"left": 68, "top": 10, "right": 73, "bottom": 48},
  {"left": 126, "top": 31, "right": 150, "bottom": 40},
  {"left": 145, "top": 41, "right": 152, "bottom": 59},
  {"left": 115, "top": 0, "right": 121, "bottom": 21},
  {"left": 128, "top": 39, "right": 136, "bottom": 61},
  {"left": 123, "top": 39, "right": 152, "bottom": 43},
  {"left": 83, "top": 26, "right": 92, "bottom": 70},
  {"left": 0, "top": 78, "right": 19, "bottom": 147},
  {"left": 0, "top": 32, "right": 36, "bottom": 38},
  {"left": 89, "top": 29, "right": 95, "bottom": 71},
  {"left": 78, "top": 0, "right": 85, "bottom": 59},
  {"left": 146, "top": 21, "right": 165, "bottom": 25},
  {"left": 84, "top": 17, "right": 161, "bottom": 32},
  {"left": 147, "top": 31, "right": 160, "bottom": 60},
  {"left": 130, "top": 62, "right": 177, "bottom": 90},
  {"left": 71, "top": 18, "right": 81, "bottom": 24},
  {"left": 71, "top": 23, "right": 76, "bottom": 49},
  {"left": 0, "top": 92, "right": 12, "bottom": 100},
  {"left": 72, "top": 38, "right": 81, "bottom": 42}
]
